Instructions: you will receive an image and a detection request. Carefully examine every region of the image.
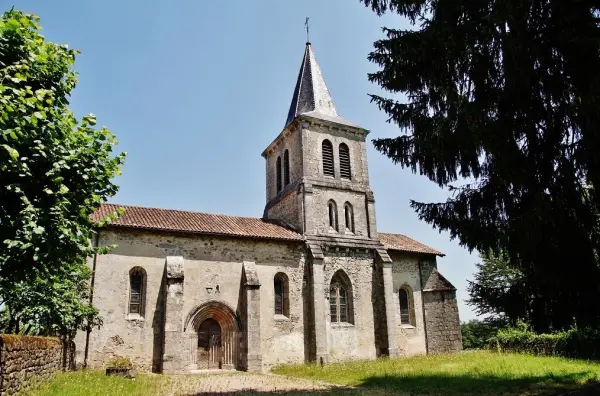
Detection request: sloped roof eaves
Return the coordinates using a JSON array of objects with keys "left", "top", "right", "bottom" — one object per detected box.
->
[
  {"left": 92, "top": 204, "right": 443, "bottom": 253},
  {"left": 378, "top": 232, "right": 444, "bottom": 257},
  {"left": 93, "top": 204, "right": 304, "bottom": 242},
  {"left": 102, "top": 222, "right": 304, "bottom": 242}
]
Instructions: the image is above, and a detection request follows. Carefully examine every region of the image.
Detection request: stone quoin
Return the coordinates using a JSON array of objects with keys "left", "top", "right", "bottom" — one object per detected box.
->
[{"left": 75, "top": 42, "right": 462, "bottom": 373}]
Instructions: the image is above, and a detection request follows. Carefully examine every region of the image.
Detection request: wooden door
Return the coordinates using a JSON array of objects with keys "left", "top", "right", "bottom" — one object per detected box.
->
[{"left": 197, "top": 318, "right": 221, "bottom": 369}]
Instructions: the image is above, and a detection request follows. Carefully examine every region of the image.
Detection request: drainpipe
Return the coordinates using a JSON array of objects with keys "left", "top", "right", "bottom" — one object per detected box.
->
[
  {"left": 418, "top": 259, "right": 429, "bottom": 354},
  {"left": 83, "top": 230, "right": 100, "bottom": 368}
]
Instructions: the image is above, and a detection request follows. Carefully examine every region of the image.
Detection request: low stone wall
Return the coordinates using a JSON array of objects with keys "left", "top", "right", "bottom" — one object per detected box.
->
[{"left": 0, "top": 335, "right": 74, "bottom": 395}]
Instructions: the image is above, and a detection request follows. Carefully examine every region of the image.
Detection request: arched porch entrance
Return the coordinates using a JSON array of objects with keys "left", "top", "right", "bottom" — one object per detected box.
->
[{"left": 184, "top": 301, "right": 239, "bottom": 370}]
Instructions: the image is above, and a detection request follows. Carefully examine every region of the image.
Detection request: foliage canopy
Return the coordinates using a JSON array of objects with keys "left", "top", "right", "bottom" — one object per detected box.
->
[
  {"left": 0, "top": 9, "right": 124, "bottom": 336},
  {"left": 361, "top": 0, "right": 600, "bottom": 331}
]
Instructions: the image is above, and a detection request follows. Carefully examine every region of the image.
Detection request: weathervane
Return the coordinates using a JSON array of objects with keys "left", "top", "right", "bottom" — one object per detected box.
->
[{"left": 305, "top": 17, "right": 310, "bottom": 43}]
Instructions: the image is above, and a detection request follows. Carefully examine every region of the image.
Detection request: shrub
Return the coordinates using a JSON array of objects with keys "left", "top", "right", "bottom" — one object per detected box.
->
[
  {"left": 105, "top": 356, "right": 132, "bottom": 369},
  {"left": 488, "top": 322, "right": 600, "bottom": 359},
  {"left": 461, "top": 319, "right": 506, "bottom": 349},
  {"left": 559, "top": 326, "right": 600, "bottom": 360}
]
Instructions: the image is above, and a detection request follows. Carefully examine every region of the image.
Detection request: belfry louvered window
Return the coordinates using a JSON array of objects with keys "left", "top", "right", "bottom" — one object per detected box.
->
[
  {"left": 322, "top": 140, "right": 334, "bottom": 177},
  {"left": 284, "top": 150, "right": 290, "bottom": 186},
  {"left": 276, "top": 156, "right": 282, "bottom": 193},
  {"left": 339, "top": 143, "right": 351, "bottom": 179}
]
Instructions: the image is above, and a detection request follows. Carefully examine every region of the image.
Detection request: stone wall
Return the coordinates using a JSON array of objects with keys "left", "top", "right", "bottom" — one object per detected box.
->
[
  {"left": 0, "top": 335, "right": 74, "bottom": 395},
  {"left": 311, "top": 186, "right": 370, "bottom": 237},
  {"left": 323, "top": 248, "right": 377, "bottom": 362},
  {"left": 388, "top": 251, "right": 429, "bottom": 356},
  {"left": 257, "top": 254, "right": 307, "bottom": 369},
  {"left": 78, "top": 226, "right": 454, "bottom": 372},
  {"left": 423, "top": 291, "right": 463, "bottom": 353},
  {"left": 265, "top": 124, "right": 303, "bottom": 202},
  {"left": 77, "top": 228, "right": 306, "bottom": 372},
  {"left": 265, "top": 188, "right": 302, "bottom": 231}
]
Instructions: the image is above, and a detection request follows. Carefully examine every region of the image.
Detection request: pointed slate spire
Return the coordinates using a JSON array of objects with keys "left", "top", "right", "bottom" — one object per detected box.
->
[{"left": 285, "top": 43, "right": 357, "bottom": 128}]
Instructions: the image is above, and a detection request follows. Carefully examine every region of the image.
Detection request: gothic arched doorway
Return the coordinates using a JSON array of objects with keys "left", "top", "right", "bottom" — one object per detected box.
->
[
  {"left": 184, "top": 300, "right": 239, "bottom": 370},
  {"left": 197, "top": 318, "right": 221, "bottom": 369}
]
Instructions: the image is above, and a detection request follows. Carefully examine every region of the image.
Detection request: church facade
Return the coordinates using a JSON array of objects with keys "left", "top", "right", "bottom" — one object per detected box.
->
[{"left": 75, "top": 42, "right": 462, "bottom": 373}]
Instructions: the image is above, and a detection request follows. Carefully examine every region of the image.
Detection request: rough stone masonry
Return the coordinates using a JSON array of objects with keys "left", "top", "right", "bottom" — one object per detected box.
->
[
  {"left": 0, "top": 335, "right": 74, "bottom": 395},
  {"left": 76, "top": 41, "right": 461, "bottom": 373}
]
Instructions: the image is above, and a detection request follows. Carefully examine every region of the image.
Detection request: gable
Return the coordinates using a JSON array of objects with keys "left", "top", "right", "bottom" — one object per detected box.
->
[{"left": 423, "top": 268, "right": 456, "bottom": 291}]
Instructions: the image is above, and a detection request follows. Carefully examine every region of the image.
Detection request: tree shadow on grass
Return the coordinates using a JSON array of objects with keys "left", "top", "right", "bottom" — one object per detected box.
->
[
  {"left": 185, "top": 371, "right": 600, "bottom": 396},
  {"left": 358, "top": 371, "right": 598, "bottom": 395}
]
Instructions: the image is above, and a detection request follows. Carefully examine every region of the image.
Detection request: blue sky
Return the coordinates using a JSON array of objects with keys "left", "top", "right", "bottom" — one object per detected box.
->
[{"left": 13, "top": 0, "right": 478, "bottom": 320}]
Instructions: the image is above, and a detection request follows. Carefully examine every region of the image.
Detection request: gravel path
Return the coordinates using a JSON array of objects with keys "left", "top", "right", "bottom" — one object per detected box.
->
[{"left": 166, "top": 373, "right": 341, "bottom": 395}]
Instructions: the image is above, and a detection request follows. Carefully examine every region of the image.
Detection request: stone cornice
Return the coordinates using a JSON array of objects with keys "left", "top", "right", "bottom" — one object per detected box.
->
[
  {"left": 299, "top": 115, "right": 370, "bottom": 138},
  {"left": 261, "top": 120, "right": 299, "bottom": 158}
]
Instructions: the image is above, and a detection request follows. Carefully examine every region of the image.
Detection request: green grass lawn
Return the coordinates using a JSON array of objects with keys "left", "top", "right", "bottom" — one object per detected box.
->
[
  {"left": 20, "top": 351, "right": 600, "bottom": 396},
  {"left": 273, "top": 351, "right": 600, "bottom": 396},
  {"left": 20, "top": 370, "right": 172, "bottom": 396}
]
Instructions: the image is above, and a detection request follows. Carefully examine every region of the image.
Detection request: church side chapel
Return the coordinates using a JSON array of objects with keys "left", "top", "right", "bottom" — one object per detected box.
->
[{"left": 76, "top": 41, "right": 462, "bottom": 373}]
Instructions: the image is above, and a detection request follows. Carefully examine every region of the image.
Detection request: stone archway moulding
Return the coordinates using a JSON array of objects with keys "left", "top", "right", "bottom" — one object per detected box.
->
[
  {"left": 184, "top": 300, "right": 239, "bottom": 333},
  {"left": 184, "top": 300, "right": 240, "bottom": 370}
]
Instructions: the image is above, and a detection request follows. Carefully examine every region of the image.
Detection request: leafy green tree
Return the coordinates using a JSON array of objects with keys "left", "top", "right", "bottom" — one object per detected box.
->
[
  {"left": 467, "top": 251, "right": 531, "bottom": 324},
  {"left": 0, "top": 10, "right": 124, "bottom": 336},
  {"left": 361, "top": 0, "right": 600, "bottom": 331}
]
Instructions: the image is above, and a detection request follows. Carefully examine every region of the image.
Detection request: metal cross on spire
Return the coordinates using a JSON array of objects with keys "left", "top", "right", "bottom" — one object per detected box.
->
[{"left": 305, "top": 17, "right": 310, "bottom": 43}]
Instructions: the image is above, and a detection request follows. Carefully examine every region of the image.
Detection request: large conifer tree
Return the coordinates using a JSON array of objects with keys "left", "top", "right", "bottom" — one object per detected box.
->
[{"left": 361, "top": 0, "right": 600, "bottom": 331}]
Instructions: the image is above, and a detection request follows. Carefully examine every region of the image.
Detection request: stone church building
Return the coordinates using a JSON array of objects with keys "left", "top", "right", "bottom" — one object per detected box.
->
[{"left": 76, "top": 42, "right": 462, "bottom": 373}]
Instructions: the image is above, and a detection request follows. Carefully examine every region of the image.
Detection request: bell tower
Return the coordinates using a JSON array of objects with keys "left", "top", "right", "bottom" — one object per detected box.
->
[{"left": 262, "top": 42, "right": 378, "bottom": 243}]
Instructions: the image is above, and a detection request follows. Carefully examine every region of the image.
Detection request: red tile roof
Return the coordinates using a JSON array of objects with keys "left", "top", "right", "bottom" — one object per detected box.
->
[
  {"left": 92, "top": 204, "right": 443, "bottom": 256},
  {"left": 92, "top": 204, "right": 303, "bottom": 242},
  {"left": 378, "top": 232, "right": 444, "bottom": 256}
]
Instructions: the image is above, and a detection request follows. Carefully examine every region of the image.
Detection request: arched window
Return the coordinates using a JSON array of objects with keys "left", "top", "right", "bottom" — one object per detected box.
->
[
  {"left": 283, "top": 150, "right": 290, "bottom": 186},
  {"left": 129, "top": 267, "right": 146, "bottom": 316},
  {"left": 328, "top": 200, "right": 338, "bottom": 232},
  {"left": 322, "top": 140, "right": 334, "bottom": 177},
  {"left": 399, "top": 286, "right": 415, "bottom": 326},
  {"left": 276, "top": 156, "right": 282, "bottom": 193},
  {"left": 329, "top": 271, "right": 353, "bottom": 324},
  {"left": 344, "top": 202, "right": 354, "bottom": 233},
  {"left": 274, "top": 273, "right": 290, "bottom": 317},
  {"left": 339, "top": 143, "right": 351, "bottom": 179}
]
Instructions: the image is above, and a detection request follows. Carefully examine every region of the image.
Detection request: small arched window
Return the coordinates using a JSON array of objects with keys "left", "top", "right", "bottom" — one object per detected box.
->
[
  {"left": 129, "top": 267, "right": 146, "bottom": 316},
  {"left": 274, "top": 273, "right": 289, "bottom": 317},
  {"left": 344, "top": 202, "right": 354, "bottom": 233},
  {"left": 328, "top": 200, "right": 338, "bottom": 232},
  {"left": 322, "top": 140, "right": 334, "bottom": 177},
  {"left": 283, "top": 150, "right": 290, "bottom": 186},
  {"left": 330, "top": 271, "right": 353, "bottom": 324},
  {"left": 276, "top": 156, "right": 282, "bottom": 193},
  {"left": 339, "top": 143, "right": 351, "bottom": 179},
  {"left": 399, "top": 286, "right": 415, "bottom": 326}
]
